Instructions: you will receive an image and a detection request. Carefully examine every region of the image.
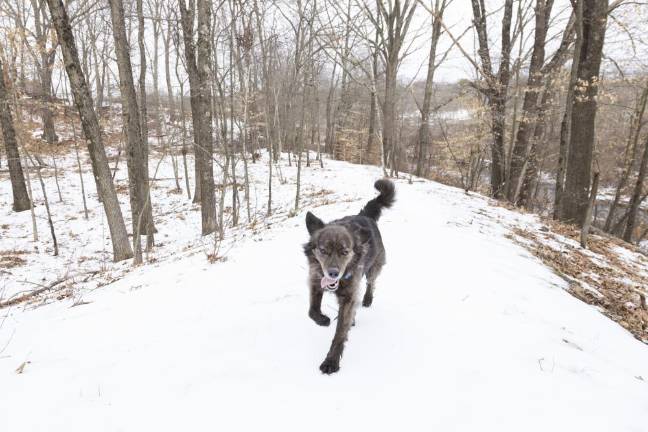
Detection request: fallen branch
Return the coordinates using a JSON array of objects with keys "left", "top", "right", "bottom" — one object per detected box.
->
[
  {"left": 0, "top": 270, "right": 100, "bottom": 308},
  {"left": 148, "top": 177, "right": 184, "bottom": 181},
  {"left": 0, "top": 277, "right": 70, "bottom": 308}
]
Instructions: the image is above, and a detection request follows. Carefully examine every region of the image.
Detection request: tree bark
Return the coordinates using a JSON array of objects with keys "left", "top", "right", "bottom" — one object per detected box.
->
[
  {"left": 0, "top": 57, "right": 31, "bottom": 212},
  {"left": 377, "top": 0, "right": 417, "bottom": 173},
  {"left": 605, "top": 80, "right": 648, "bottom": 232},
  {"left": 39, "top": 57, "right": 58, "bottom": 144},
  {"left": 31, "top": 0, "right": 58, "bottom": 144},
  {"left": 415, "top": 0, "right": 446, "bottom": 177},
  {"left": 136, "top": 0, "right": 155, "bottom": 244},
  {"left": 518, "top": 88, "right": 552, "bottom": 208},
  {"left": 623, "top": 133, "right": 648, "bottom": 242},
  {"left": 560, "top": 0, "right": 608, "bottom": 225},
  {"left": 555, "top": 9, "right": 583, "bottom": 220},
  {"left": 324, "top": 61, "right": 337, "bottom": 155},
  {"left": 163, "top": 17, "right": 176, "bottom": 123},
  {"left": 470, "top": 0, "right": 514, "bottom": 198},
  {"left": 179, "top": 0, "right": 203, "bottom": 204},
  {"left": 581, "top": 170, "right": 599, "bottom": 248},
  {"left": 179, "top": 0, "right": 217, "bottom": 235},
  {"left": 45, "top": 0, "right": 133, "bottom": 261},
  {"left": 507, "top": 0, "right": 553, "bottom": 202},
  {"left": 108, "top": 0, "right": 155, "bottom": 262},
  {"left": 366, "top": 43, "right": 378, "bottom": 163}
]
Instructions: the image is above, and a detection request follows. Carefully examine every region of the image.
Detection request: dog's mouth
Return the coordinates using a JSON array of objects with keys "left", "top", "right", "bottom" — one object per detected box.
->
[{"left": 320, "top": 275, "right": 340, "bottom": 292}]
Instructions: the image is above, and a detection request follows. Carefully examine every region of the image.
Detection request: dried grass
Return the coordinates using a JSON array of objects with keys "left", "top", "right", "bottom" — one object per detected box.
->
[{"left": 511, "top": 220, "right": 648, "bottom": 343}]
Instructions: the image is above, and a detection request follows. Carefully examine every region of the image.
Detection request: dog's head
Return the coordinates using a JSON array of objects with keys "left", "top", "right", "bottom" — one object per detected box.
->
[{"left": 305, "top": 211, "right": 369, "bottom": 291}]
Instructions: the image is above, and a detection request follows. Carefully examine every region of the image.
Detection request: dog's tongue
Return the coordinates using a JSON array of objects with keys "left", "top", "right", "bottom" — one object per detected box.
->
[{"left": 321, "top": 275, "right": 339, "bottom": 290}]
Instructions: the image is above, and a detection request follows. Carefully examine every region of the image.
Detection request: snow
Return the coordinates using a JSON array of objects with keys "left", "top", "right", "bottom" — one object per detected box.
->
[
  {"left": 613, "top": 245, "right": 648, "bottom": 279},
  {"left": 2, "top": 153, "right": 648, "bottom": 431}
]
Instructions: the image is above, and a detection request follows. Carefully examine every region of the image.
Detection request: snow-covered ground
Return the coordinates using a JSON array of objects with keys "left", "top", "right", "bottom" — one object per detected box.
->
[{"left": 1, "top": 152, "right": 648, "bottom": 431}]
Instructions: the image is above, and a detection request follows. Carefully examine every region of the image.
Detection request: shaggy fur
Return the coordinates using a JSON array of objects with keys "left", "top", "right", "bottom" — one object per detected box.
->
[{"left": 303, "top": 179, "right": 395, "bottom": 374}]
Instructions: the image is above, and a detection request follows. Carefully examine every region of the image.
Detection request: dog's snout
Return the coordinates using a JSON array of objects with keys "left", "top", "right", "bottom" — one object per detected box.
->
[{"left": 327, "top": 268, "right": 340, "bottom": 279}]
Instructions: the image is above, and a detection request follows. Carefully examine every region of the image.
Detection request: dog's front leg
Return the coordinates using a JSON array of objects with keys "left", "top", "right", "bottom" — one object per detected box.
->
[
  {"left": 319, "top": 293, "right": 358, "bottom": 374},
  {"left": 308, "top": 278, "right": 330, "bottom": 326}
]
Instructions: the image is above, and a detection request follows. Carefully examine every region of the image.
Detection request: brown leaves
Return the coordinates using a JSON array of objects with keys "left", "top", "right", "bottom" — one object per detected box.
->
[
  {"left": 0, "top": 250, "right": 28, "bottom": 269},
  {"left": 512, "top": 222, "right": 648, "bottom": 344}
]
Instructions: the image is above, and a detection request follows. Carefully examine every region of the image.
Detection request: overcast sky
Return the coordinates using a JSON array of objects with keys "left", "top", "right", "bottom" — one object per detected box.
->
[
  {"left": 21, "top": 0, "right": 648, "bottom": 101},
  {"left": 399, "top": 0, "right": 648, "bottom": 83}
]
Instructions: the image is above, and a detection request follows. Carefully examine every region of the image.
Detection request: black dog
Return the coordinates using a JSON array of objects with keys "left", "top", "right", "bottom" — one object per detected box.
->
[{"left": 303, "top": 179, "right": 395, "bottom": 374}]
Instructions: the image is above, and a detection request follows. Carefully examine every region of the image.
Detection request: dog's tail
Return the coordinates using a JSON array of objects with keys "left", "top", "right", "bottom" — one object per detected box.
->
[{"left": 359, "top": 179, "right": 395, "bottom": 221}]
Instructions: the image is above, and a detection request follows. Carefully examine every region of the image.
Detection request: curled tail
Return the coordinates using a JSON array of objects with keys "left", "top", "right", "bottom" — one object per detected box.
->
[{"left": 359, "top": 179, "right": 395, "bottom": 221}]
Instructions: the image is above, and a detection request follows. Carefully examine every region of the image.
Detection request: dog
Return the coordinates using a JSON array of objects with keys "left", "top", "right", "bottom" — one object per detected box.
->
[{"left": 303, "top": 179, "right": 395, "bottom": 374}]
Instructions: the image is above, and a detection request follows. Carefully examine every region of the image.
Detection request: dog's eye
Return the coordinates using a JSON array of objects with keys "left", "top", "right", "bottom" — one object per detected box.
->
[
  {"left": 318, "top": 248, "right": 329, "bottom": 255},
  {"left": 340, "top": 250, "right": 349, "bottom": 256}
]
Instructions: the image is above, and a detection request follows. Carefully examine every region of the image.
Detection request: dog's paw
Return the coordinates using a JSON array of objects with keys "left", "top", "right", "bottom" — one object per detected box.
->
[
  {"left": 362, "top": 293, "right": 373, "bottom": 308},
  {"left": 319, "top": 358, "right": 340, "bottom": 374},
  {"left": 309, "top": 310, "right": 331, "bottom": 327}
]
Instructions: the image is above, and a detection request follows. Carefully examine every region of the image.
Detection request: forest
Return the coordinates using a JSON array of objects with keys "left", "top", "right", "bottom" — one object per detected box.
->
[
  {"left": 2, "top": 0, "right": 648, "bottom": 428},
  {"left": 1, "top": 0, "right": 647, "bottom": 263}
]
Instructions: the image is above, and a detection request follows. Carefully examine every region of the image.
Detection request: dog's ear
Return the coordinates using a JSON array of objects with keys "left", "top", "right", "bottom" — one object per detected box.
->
[{"left": 306, "top": 211, "right": 325, "bottom": 235}]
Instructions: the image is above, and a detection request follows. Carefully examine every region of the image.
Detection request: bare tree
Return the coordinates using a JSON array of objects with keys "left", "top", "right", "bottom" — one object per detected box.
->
[
  {"left": 0, "top": 55, "right": 31, "bottom": 211},
  {"left": 559, "top": 0, "right": 609, "bottom": 225},
  {"left": 506, "top": 0, "right": 555, "bottom": 202},
  {"left": 45, "top": 0, "right": 133, "bottom": 261},
  {"left": 179, "top": 0, "right": 217, "bottom": 235},
  {"left": 173, "top": 24, "right": 193, "bottom": 200},
  {"left": 604, "top": 79, "right": 648, "bottom": 231},
  {"left": 252, "top": 0, "right": 278, "bottom": 214},
  {"left": 508, "top": 5, "right": 576, "bottom": 207},
  {"left": 364, "top": 0, "right": 418, "bottom": 173},
  {"left": 624, "top": 131, "right": 648, "bottom": 242},
  {"left": 25, "top": 0, "right": 59, "bottom": 143},
  {"left": 414, "top": 0, "right": 450, "bottom": 177},
  {"left": 470, "top": 0, "right": 515, "bottom": 198},
  {"left": 108, "top": 0, "right": 155, "bottom": 261}
]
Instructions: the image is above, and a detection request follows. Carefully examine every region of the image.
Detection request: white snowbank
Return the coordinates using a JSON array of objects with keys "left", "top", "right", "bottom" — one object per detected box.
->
[{"left": 1, "top": 154, "right": 648, "bottom": 431}]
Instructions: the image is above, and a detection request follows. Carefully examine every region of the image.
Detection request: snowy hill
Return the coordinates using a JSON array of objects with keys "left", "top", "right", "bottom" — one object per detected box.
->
[{"left": 1, "top": 154, "right": 648, "bottom": 431}]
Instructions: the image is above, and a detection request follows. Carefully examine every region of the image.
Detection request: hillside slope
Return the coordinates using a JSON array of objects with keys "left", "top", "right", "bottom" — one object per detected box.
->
[{"left": 1, "top": 157, "right": 648, "bottom": 431}]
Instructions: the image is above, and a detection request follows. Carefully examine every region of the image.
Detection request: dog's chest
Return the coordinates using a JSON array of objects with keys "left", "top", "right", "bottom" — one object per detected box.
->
[{"left": 334, "top": 276, "right": 356, "bottom": 295}]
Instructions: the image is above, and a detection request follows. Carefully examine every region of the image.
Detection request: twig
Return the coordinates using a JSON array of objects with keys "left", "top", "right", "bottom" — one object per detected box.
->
[{"left": 0, "top": 276, "right": 70, "bottom": 308}]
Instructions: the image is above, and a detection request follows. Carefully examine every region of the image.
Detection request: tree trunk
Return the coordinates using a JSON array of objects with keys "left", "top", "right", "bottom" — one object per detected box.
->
[
  {"left": 32, "top": 0, "right": 58, "bottom": 144},
  {"left": 366, "top": 47, "right": 377, "bottom": 163},
  {"left": 415, "top": 0, "right": 446, "bottom": 177},
  {"left": 163, "top": 20, "right": 176, "bottom": 123},
  {"left": 470, "top": 0, "right": 514, "bottom": 198},
  {"left": 518, "top": 88, "right": 552, "bottom": 208},
  {"left": 136, "top": 0, "right": 155, "bottom": 245},
  {"left": 174, "top": 34, "right": 193, "bottom": 201},
  {"left": 0, "top": 57, "right": 31, "bottom": 211},
  {"left": 39, "top": 58, "right": 58, "bottom": 144},
  {"left": 623, "top": 133, "right": 648, "bottom": 242},
  {"left": 507, "top": 0, "right": 553, "bottom": 203},
  {"left": 108, "top": 0, "right": 153, "bottom": 259},
  {"left": 152, "top": 9, "right": 162, "bottom": 139},
  {"left": 179, "top": 0, "right": 217, "bottom": 235},
  {"left": 383, "top": 58, "right": 398, "bottom": 170},
  {"left": 45, "top": 0, "right": 133, "bottom": 261},
  {"left": 489, "top": 91, "right": 508, "bottom": 198},
  {"left": 324, "top": 62, "right": 337, "bottom": 155},
  {"left": 555, "top": 6, "right": 583, "bottom": 219},
  {"left": 560, "top": 0, "right": 608, "bottom": 225},
  {"left": 581, "top": 170, "right": 599, "bottom": 248},
  {"left": 180, "top": 0, "right": 203, "bottom": 204},
  {"left": 604, "top": 81, "right": 648, "bottom": 231}
]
